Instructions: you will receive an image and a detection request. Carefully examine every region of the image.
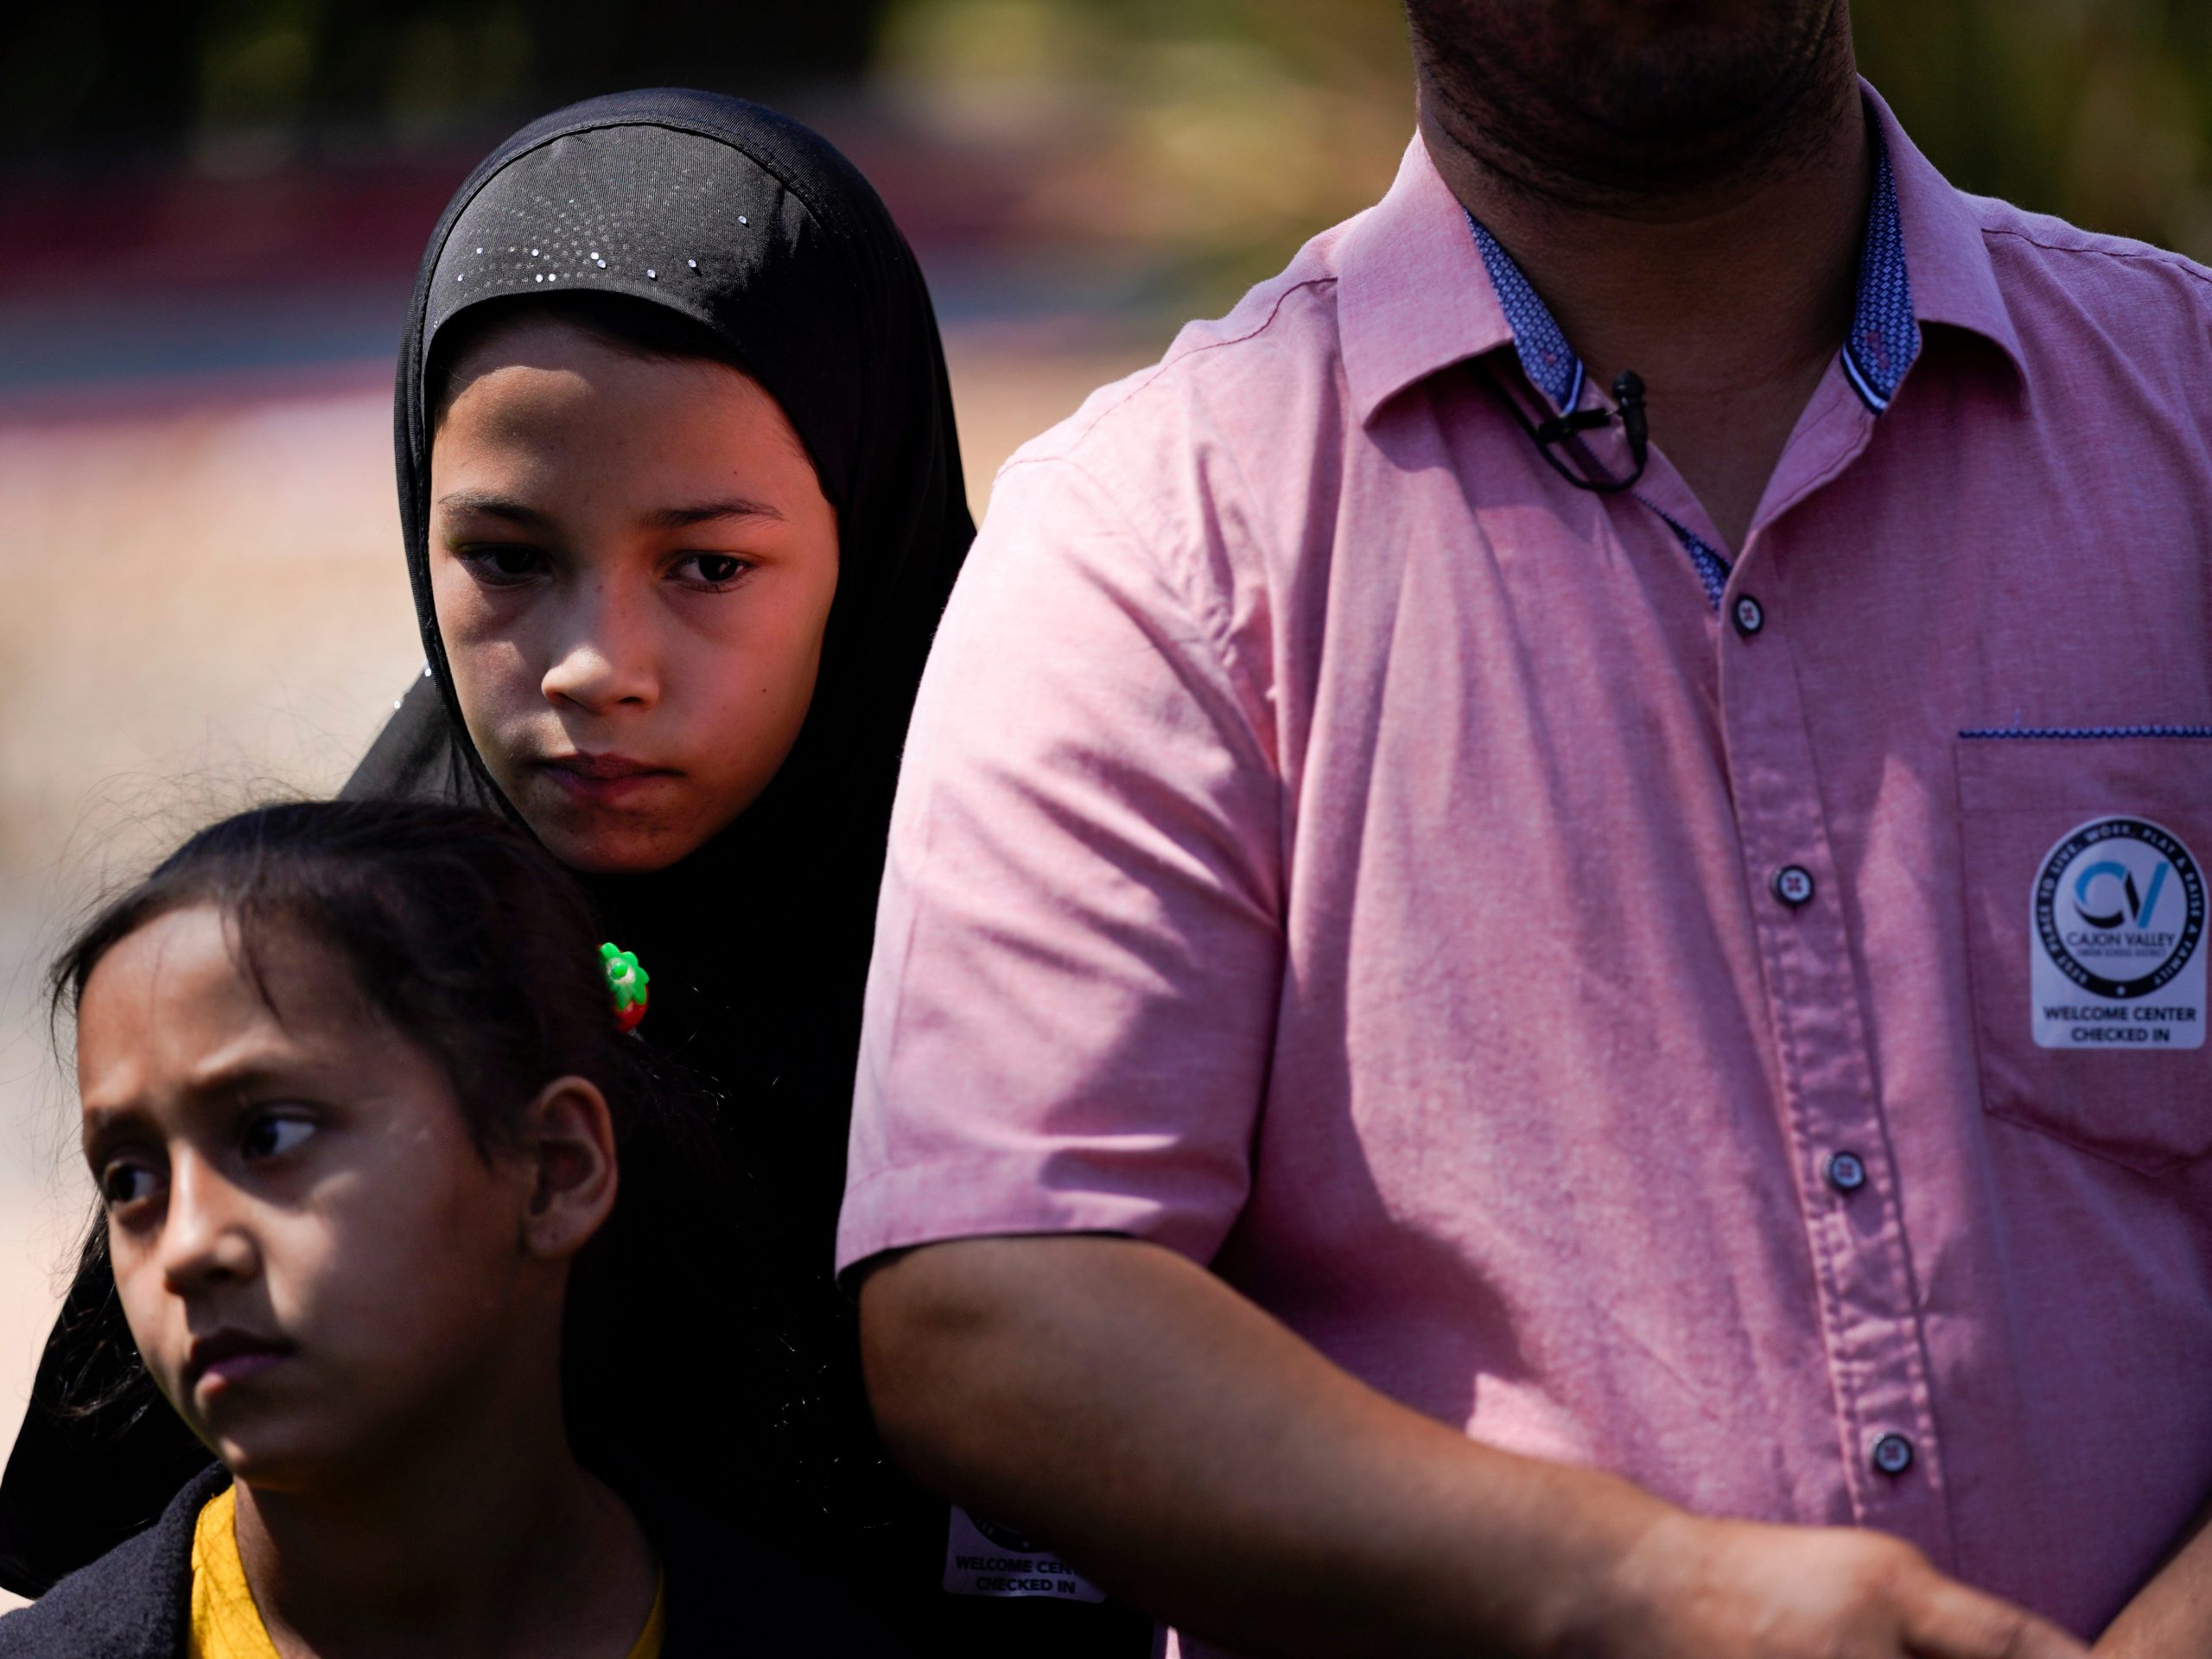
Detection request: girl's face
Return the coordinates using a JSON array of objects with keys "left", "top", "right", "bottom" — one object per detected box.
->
[
  {"left": 75, "top": 906, "right": 579, "bottom": 1488},
  {"left": 429, "top": 315, "right": 842, "bottom": 874}
]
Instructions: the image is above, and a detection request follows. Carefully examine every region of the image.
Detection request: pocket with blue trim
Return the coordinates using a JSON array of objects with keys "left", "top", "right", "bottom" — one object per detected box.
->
[{"left": 1955, "top": 728, "right": 2212, "bottom": 1174}]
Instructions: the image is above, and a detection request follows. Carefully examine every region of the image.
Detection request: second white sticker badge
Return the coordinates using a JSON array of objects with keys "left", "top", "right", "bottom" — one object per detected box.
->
[{"left": 2030, "top": 815, "right": 2205, "bottom": 1050}]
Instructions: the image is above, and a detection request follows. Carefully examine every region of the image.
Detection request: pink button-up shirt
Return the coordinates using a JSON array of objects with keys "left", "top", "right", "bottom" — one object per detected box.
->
[{"left": 840, "top": 86, "right": 2212, "bottom": 1646}]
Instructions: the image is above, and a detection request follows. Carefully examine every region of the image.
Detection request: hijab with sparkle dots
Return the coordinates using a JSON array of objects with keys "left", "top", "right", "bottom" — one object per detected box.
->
[
  {"left": 349, "top": 95, "right": 975, "bottom": 1493},
  {"left": 371, "top": 87, "right": 971, "bottom": 828},
  {"left": 353, "top": 89, "right": 972, "bottom": 1038}
]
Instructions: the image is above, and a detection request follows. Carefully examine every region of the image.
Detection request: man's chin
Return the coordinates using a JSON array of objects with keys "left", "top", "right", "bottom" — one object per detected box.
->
[{"left": 1414, "top": 0, "right": 1845, "bottom": 196}]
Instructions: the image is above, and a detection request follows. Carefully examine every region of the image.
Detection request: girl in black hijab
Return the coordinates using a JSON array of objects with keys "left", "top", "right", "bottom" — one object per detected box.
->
[{"left": 3, "top": 89, "right": 1146, "bottom": 1657}]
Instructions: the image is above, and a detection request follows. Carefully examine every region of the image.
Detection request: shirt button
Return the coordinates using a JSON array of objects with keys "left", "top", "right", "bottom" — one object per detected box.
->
[
  {"left": 1871, "top": 1433, "right": 1916, "bottom": 1477},
  {"left": 1732, "top": 594, "right": 1765, "bottom": 637},
  {"left": 1772, "top": 865, "right": 1815, "bottom": 907},
  {"left": 1825, "top": 1151, "right": 1869, "bottom": 1194}
]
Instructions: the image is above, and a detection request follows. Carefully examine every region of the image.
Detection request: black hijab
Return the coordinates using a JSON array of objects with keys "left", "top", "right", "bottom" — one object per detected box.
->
[
  {"left": 349, "top": 87, "right": 974, "bottom": 1542},
  {"left": 367, "top": 85, "right": 970, "bottom": 820},
  {"left": 357, "top": 83, "right": 969, "bottom": 1287},
  {"left": 361, "top": 85, "right": 969, "bottom": 1040}
]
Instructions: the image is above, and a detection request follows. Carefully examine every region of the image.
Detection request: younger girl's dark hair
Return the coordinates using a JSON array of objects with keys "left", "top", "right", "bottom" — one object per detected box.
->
[{"left": 48, "top": 798, "right": 732, "bottom": 1473}]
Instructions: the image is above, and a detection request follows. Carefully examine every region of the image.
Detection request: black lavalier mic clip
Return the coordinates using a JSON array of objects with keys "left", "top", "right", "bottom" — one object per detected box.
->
[{"left": 1493, "top": 368, "right": 1651, "bottom": 494}]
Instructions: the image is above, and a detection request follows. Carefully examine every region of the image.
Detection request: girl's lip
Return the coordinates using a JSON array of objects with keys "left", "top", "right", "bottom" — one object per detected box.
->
[
  {"left": 185, "top": 1332, "right": 295, "bottom": 1395},
  {"left": 542, "top": 752, "right": 674, "bottom": 780},
  {"left": 540, "top": 759, "right": 681, "bottom": 805}
]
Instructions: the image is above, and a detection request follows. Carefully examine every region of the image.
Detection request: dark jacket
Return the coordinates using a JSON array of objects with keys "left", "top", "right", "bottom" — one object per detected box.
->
[{"left": 0, "top": 1463, "right": 917, "bottom": 1657}]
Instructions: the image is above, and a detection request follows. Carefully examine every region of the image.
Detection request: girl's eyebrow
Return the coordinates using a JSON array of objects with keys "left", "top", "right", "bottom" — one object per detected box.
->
[
  {"left": 645, "top": 499, "right": 785, "bottom": 529},
  {"left": 435, "top": 492, "right": 784, "bottom": 530},
  {"left": 84, "top": 1058, "right": 295, "bottom": 1130},
  {"left": 437, "top": 490, "right": 552, "bottom": 530},
  {"left": 80, "top": 1103, "right": 146, "bottom": 1148},
  {"left": 80, "top": 1056, "right": 305, "bottom": 1160}
]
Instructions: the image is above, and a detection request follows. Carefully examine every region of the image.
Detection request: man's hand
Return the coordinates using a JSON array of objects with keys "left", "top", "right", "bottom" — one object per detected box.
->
[
  {"left": 1606, "top": 1513, "right": 2088, "bottom": 1659},
  {"left": 861, "top": 1234, "right": 2088, "bottom": 1659}
]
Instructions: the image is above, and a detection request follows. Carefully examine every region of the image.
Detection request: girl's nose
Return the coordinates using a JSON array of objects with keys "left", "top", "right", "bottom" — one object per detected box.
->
[
  {"left": 540, "top": 582, "right": 660, "bottom": 715},
  {"left": 158, "top": 1154, "right": 258, "bottom": 1295}
]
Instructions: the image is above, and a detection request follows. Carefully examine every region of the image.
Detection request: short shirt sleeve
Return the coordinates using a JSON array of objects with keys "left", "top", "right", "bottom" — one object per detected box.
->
[{"left": 836, "top": 450, "right": 1283, "bottom": 1275}]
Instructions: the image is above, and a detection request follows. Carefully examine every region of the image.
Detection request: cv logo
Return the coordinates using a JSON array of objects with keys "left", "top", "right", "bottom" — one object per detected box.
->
[
  {"left": 2072, "top": 859, "right": 2170, "bottom": 931},
  {"left": 2035, "top": 817, "right": 2204, "bottom": 1001}
]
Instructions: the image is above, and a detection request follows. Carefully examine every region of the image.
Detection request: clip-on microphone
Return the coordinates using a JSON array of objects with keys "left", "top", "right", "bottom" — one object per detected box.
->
[{"left": 1494, "top": 369, "right": 1651, "bottom": 493}]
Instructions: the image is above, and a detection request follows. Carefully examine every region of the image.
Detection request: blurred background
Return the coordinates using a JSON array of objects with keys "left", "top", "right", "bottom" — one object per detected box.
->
[{"left": 1, "top": 0, "right": 2208, "bottom": 1597}]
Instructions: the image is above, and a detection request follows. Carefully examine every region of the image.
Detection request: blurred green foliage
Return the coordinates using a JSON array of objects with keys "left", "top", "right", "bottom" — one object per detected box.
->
[
  {"left": 874, "top": 0, "right": 2212, "bottom": 291},
  {"left": 871, "top": 0, "right": 1414, "bottom": 299},
  {"left": 0, "top": 1, "right": 889, "bottom": 167},
  {"left": 3, "top": 0, "right": 2206, "bottom": 270},
  {"left": 1853, "top": 0, "right": 2212, "bottom": 259}
]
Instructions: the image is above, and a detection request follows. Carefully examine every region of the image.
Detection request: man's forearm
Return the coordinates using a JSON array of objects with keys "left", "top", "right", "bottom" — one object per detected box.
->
[
  {"left": 2095, "top": 1492, "right": 2212, "bottom": 1657},
  {"left": 860, "top": 1235, "right": 2089, "bottom": 1659},
  {"left": 858, "top": 1233, "right": 1661, "bottom": 1657}
]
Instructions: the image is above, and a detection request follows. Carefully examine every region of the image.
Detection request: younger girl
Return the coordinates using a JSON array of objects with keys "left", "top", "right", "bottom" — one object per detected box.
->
[{"left": 0, "top": 799, "right": 906, "bottom": 1656}]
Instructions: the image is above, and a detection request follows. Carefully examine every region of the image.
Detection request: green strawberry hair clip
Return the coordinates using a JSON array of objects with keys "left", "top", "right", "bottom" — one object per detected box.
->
[{"left": 601, "top": 942, "right": 650, "bottom": 1033}]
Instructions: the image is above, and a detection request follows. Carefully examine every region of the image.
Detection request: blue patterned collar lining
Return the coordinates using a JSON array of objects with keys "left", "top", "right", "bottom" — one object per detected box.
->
[
  {"left": 1468, "top": 126, "right": 1920, "bottom": 418},
  {"left": 1463, "top": 126, "right": 1918, "bottom": 610}
]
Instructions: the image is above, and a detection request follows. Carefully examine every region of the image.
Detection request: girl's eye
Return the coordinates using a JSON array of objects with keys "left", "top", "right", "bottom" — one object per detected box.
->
[
  {"left": 674, "top": 553, "right": 751, "bottom": 588},
  {"left": 460, "top": 544, "right": 545, "bottom": 584},
  {"left": 241, "top": 1115, "right": 315, "bottom": 1162},
  {"left": 99, "top": 1159, "right": 162, "bottom": 1211}
]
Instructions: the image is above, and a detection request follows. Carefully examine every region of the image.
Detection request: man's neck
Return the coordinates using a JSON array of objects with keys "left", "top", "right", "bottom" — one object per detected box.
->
[
  {"left": 1419, "top": 73, "right": 1871, "bottom": 550},
  {"left": 232, "top": 1375, "right": 656, "bottom": 1659}
]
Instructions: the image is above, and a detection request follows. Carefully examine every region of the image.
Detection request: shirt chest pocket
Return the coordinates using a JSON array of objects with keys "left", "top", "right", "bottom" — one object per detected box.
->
[{"left": 1956, "top": 732, "right": 2212, "bottom": 1174}]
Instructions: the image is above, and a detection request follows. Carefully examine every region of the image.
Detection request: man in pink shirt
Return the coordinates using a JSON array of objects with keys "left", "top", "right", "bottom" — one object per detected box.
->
[{"left": 839, "top": 4, "right": 2212, "bottom": 1656}]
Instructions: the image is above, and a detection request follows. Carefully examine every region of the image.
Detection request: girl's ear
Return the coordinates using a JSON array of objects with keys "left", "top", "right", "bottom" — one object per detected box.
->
[{"left": 517, "top": 1077, "right": 619, "bottom": 1261}]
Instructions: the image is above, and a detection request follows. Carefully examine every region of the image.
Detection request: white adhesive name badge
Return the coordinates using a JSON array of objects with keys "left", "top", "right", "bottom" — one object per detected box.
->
[
  {"left": 944, "top": 1505, "right": 1106, "bottom": 1602},
  {"left": 2031, "top": 816, "right": 2205, "bottom": 1049}
]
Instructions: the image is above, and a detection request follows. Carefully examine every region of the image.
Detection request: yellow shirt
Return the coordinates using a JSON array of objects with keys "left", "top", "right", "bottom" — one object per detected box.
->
[{"left": 187, "top": 1485, "right": 666, "bottom": 1659}]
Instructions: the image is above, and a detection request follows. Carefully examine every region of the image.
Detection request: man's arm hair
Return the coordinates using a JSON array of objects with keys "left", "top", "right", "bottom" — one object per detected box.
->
[{"left": 861, "top": 1233, "right": 2091, "bottom": 1659}]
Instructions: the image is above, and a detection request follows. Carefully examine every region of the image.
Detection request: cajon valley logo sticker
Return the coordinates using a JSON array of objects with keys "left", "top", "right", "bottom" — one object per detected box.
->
[{"left": 2031, "top": 816, "right": 2204, "bottom": 1049}]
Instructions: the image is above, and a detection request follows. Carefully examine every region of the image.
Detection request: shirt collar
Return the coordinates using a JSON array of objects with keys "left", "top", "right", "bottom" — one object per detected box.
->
[
  {"left": 1337, "top": 135, "right": 1517, "bottom": 427},
  {"left": 1338, "top": 79, "right": 2027, "bottom": 428},
  {"left": 1865, "top": 81, "right": 2027, "bottom": 383}
]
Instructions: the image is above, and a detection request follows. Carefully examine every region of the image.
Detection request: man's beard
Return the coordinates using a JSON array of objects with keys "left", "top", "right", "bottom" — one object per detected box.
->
[{"left": 1408, "top": 0, "right": 1853, "bottom": 206}]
